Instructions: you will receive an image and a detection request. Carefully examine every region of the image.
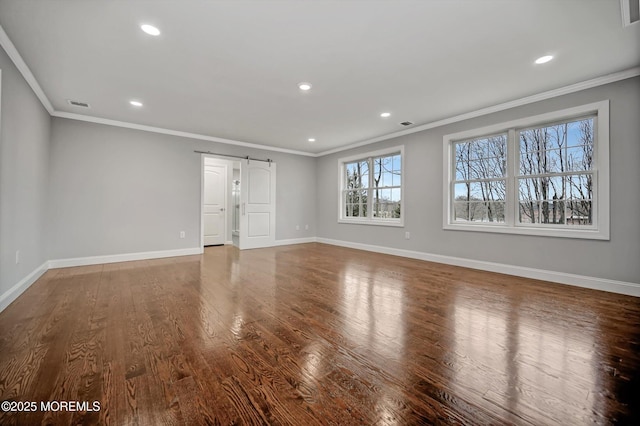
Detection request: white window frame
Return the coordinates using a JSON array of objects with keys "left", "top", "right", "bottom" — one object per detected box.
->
[
  {"left": 338, "top": 146, "right": 405, "bottom": 227},
  {"left": 443, "top": 101, "right": 609, "bottom": 240}
]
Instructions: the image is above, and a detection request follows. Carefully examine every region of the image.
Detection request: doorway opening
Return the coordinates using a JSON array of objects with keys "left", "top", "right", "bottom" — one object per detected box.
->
[
  {"left": 200, "top": 154, "right": 276, "bottom": 250},
  {"left": 201, "top": 156, "right": 235, "bottom": 248}
]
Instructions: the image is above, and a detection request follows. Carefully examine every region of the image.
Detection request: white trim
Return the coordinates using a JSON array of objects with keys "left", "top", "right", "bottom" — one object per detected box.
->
[
  {"left": 225, "top": 240, "right": 234, "bottom": 245},
  {"left": 316, "top": 238, "right": 640, "bottom": 297},
  {"left": 0, "top": 25, "right": 54, "bottom": 114},
  {"left": 272, "top": 237, "right": 318, "bottom": 246},
  {"left": 200, "top": 154, "right": 205, "bottom": 249},
  {"left": 52, "top": 111, "right": 316, "bottom": 157},
  {"left": 316, "top": 67, "right": 640, "bottom": 157},
  {"left": 0, "top": 262, "right": 49, "bottom": 313},
  {"left": 442, "top": 100, "right": 610, "bottom": 240},
  {"left": 337, "top": 219, "right": 405, "bottom": 227},
  {"left": 48, "top": 247, "right": 202, "bottom": 269}
]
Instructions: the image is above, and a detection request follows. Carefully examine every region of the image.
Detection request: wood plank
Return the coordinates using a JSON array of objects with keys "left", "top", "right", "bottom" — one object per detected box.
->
[{"left": 1, "top": 243, "right": 639, "bottom": 425}]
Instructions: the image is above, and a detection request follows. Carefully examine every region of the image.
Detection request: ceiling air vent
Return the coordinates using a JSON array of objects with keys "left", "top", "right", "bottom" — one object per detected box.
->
[
  {"left": 621, "top": 0, "right": 640, "bottom": 26},
  {"left": 400, "top": 121, "right": 414, "bottom": 126},
  {"left": 67, "top": 99, "right": 90, "bottom": 108}
]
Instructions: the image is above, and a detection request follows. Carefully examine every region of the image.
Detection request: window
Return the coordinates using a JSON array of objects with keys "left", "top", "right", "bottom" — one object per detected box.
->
[
  {"left": 453, "top": 133, "right": 507, "bottom": 224},
  {"left": 339, "top": 146, "right": 404, "bottom": 226},
  {"left": 444, "top": 101, "right": 609, "bottom": 239}
]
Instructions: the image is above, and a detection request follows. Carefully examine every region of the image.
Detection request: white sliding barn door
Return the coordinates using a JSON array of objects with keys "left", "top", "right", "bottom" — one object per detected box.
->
[{"left": 239, "top": 160, "right": 276, "bottom": 249}]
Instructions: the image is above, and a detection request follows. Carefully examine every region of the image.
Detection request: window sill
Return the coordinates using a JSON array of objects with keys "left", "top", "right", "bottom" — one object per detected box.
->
[
  {"left": 339, "top": 219, "right": 404, "bottom": 228},
  {"left": 443, "top": 222, "right": 609, "bottom": 240}
]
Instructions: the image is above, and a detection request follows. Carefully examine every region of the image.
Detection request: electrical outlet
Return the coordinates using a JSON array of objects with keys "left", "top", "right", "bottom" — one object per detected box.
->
[
  {"left": 405, "top": 232, "right": 410, "bottom": 240},
  {"left": 180, "top": 231, "right": 185, "bottom": 239},
  {"left": 296, "top": 225, "right": 300, "bottom": 231},
  {"left": 15, "top": 250, "right": 20, "bottom": 264},
  {"left": 305, "top": 224, "right": 309, "bottom": 230}
]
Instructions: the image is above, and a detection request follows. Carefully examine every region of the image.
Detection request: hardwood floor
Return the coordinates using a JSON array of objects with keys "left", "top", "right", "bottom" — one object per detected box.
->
[{"left": 0, "top": 243, "right": 638, "bottom": 425}]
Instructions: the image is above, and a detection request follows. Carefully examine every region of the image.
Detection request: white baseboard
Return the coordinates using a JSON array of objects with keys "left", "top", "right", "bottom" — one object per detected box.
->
[
  {"left": 273, "top": 237, "right": 318, "bottom": 247},
  {"left": 49, "top": 247, "right": 203, "bottom": 269},
  {"left": 0, "top": 261, "right": 49, "bottom": 312},
  {"left": 317, "top": 237, "right": 640, "bottom": 297}
]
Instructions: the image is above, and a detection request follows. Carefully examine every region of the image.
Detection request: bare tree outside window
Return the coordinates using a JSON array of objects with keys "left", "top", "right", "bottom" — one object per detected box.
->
[
  {"left": 453, "top": 134, "right": 507, "bottom": 223},
  {"left": 372, "top": 154, "right": 401, "bottom": 219},
  {"left": 344, "top": 161, "right": 368, "bottom": 218},
  {"left": 342, "top": 151, "right": 402, "bottom": 222},
  {"left": 518, "top": 118, "right": 594, "bottom": 226}
]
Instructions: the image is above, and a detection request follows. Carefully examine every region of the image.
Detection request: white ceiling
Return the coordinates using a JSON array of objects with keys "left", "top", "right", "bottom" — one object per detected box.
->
[{"left": 0, "top": 0, "right": 638, "bottom": 155}]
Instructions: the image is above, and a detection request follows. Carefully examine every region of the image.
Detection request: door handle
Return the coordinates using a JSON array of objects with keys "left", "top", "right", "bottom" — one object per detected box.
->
[
  {"left": 242, "top": 203, "right": 246, "bottom": 215},
  {"left": 220, "top": 208, "right": 225, "bottom": 212}
]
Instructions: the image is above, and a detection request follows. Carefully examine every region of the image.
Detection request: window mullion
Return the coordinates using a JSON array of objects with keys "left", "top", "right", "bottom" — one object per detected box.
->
[
  {"left": 506, "top": 128, "right": 517, "bottom": 226},
  {"left": 368, "top": 157, "right": 374, "bottom": 219}
]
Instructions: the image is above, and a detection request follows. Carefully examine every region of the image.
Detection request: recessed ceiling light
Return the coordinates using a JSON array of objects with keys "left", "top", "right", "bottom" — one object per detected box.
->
[
  {"left": 298, "top": 82, "right": 312, "bottom": 91},
  {"left": 130, "top": 100, "right": 143, "bottom": 107},
  {"left": 308, "top": 138, "right": 316, "bottom": 142},
  {"left": 140, "top": 24, "right": 160, "bottom": 36},
  {"left": 380, "top": 112, "right": 391, "bottom": 118},
  {"left": 535, "top": 55, "right": 554, "bottom": 64}
]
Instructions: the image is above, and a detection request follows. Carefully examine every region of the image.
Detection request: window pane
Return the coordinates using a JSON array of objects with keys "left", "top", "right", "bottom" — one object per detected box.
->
[
  {"left": 566, "top": 200, "right": 592, "bottom": 225},
  {"left": 486, "top": 202, "right": 506, "bottom": 223},
  {"left": 518, "top": 200, "right": 569, "bottom": 225},
  {"left": 454, "top": 201, "right": 504, "bottom": 223},
  {"left": 373, "top": 188, "right": 400, "bottom": 219},
  {"left": 453, "top": 201, "right": 485, "bottom": 222},
  {"left": 455, "top": 180, "right": 505, "bottom": 202},
  {"left": 454, "top": 182, "right": 481, "bottom": 201},
  {"left": 519, "top": 118, "right": 594, "bottom": 176},
  {"left": 566, "top": 174, "right": 593, "bottom": 201},
  {"left": 392, "top": 172, "right": 401, "bottom": 187},
  {"left": 518, "top": 174, "right": 592, "bottom": 225},
  {"left": 567, "top": 119, "right": 593, "bottom": 148},
  {"left": 466, "top": 202, "right": 487, "bottom": 222},
  {"left": 392, "top": 154, "right": 401, "bottom": 171},
  {"left": 471, "top": 157, "right": 506, "bottom": 180},
  {"left": 566, "top": 146, "right": 591, "bottom": 172},
  {"left": 454, "top": 202, "right": 471, "bottom": 222},
  {"left": 390, "top": 154, "right": 401, "bottom": 186},
  {"left": 518, "top": 202, "right": 539, "bottom": 224},
  {"left": 455, "top": 135, "right": 506, "bottom": 181},
  {"left": 344, "top": 190, "right": 367, "bottom": 218},
  {"left": 373, "top": 155, "right": 398, "bottom": 188},
  {"left": 381, "top": 171, "right": 394, "bottom": 187},
  {"left": 345, "top": 161, "right": 369, "bottom": 189}
]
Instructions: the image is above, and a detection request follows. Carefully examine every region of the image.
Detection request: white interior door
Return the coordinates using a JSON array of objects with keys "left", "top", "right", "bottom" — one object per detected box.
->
[
  {"left": 239, "top": 160, "right": 276, "bottom": 249},
  {"left": 203, "top": 163, "right": 227, "bottom": 246}
]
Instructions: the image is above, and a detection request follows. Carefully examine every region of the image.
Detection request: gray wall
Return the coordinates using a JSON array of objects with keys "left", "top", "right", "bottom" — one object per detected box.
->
[
  {"left": 317, "top": 77, "right": 640, "bottom": 284},
  {"left": 48, "top": 118, "right": 316, "bottom": 260},
  {"left": 0, "top": 46, "right": 51, "bottom": 297}
]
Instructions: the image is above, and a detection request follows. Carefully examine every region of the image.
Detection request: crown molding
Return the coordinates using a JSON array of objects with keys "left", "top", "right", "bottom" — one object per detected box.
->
[
  {"left": 0, "top": 24, "right": 54, "bottom": 114},
  {"left": 316, "top": 67, "right": 640, "bottom": 157},
  {"left": 51, "top": 111, "right": 316, "bottom": 157}
]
